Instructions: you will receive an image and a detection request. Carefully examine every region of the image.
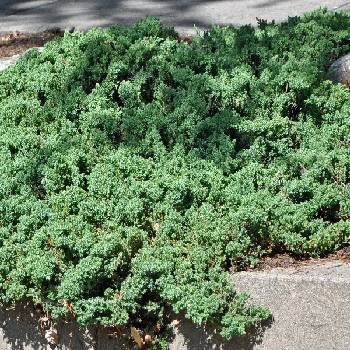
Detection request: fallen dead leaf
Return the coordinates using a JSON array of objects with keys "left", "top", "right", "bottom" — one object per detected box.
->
[{"left": 130, "top": 326, "right": 144, "bottom": 349}]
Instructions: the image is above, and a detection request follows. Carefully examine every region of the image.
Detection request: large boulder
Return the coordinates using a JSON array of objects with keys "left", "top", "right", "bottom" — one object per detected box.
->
[{"left": 328, "top": 53, "right": 350, "bottom": 86}]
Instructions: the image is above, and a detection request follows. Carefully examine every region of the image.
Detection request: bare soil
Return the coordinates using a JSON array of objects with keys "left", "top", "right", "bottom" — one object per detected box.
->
[
  {"left": 249, "top": 246, "right": 350, "bottom": 271},
  {"left": 0, "top": 31, "right": 193, "bottom": 60}
]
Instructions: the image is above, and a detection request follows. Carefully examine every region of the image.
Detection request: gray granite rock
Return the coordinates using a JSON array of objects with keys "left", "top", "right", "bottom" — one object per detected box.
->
[{"left": 328, "top": 53, "right": 350, "bottom": 86}]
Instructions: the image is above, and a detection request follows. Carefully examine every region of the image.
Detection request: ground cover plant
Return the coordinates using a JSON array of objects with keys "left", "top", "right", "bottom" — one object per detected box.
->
[{"left": 1, "top": 8, "right": 350, "bottom": 348}]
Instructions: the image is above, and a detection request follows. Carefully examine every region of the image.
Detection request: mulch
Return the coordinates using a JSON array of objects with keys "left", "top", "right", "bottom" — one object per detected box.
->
[
  {"left": 0, "top": 31, "right": 194, "bottom": 59},
  {"left": 0, "top": 29, "right": 63, "bottom": 58},
  {"left": 247, "top": 246, "right": 350, "bottom": 271}
]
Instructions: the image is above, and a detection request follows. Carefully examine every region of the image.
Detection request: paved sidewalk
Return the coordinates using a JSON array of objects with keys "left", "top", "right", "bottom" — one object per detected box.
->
[{"left": 0, "top": 0, "right": 350, "bottom": 34}]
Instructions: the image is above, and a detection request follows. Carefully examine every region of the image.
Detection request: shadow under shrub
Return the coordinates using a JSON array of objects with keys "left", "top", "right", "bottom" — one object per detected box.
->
[{"left": 1, "top": 9, "right": 350, "bottom": 348}]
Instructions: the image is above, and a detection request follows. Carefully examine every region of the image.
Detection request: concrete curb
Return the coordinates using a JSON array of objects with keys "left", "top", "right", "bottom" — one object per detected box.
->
[
  {"left": 228, "top": 261, "right": 350, "bottom": 350},
  {"left": 0, "top": 47, "right": 43, "bottom": 71},
  {"left": 170, "top": 261, "right": 350, "bottom": 350},
  {"left": 1, "top": 261, "right": 349, "bottom": 349}
]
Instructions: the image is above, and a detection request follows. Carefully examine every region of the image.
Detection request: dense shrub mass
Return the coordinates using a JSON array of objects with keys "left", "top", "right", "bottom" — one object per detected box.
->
[{"left": 1, "top": 8, "right": 350, "bottom": 346}]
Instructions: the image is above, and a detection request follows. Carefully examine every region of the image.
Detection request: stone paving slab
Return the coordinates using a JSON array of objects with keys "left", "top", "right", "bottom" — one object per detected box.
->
[{"left": 0, "top": 0, "right": 350, "bottom": 35}]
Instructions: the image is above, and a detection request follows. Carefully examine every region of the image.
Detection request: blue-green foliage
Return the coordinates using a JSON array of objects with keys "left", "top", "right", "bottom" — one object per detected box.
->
[{"left": 1, "top": 9, "right": 350, "bottom": 344}]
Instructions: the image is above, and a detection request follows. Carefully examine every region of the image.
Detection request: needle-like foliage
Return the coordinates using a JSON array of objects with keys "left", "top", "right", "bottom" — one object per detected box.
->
[{"left": 1, "top": 8, "right": 350, "bottom": 347}]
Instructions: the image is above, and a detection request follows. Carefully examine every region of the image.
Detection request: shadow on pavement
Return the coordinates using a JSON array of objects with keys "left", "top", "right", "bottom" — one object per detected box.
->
[
  {"left": 0, "top": 0, "right": 231, "bottom": 34},
  {"left": 169, "top": 316, "right": 273, "bottom": 350},
  {"left": 0, "top": 0, "right": 349, "bottom": 34}
]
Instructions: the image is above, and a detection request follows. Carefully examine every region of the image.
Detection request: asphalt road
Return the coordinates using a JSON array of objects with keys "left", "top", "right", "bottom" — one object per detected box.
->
[{"left": 0, "top": 0, "right": 350, "bottom": 34}]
